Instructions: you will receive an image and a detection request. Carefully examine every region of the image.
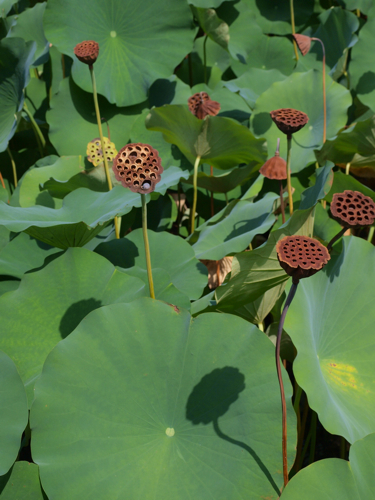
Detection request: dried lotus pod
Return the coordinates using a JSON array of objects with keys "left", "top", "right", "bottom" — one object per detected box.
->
[
  {"left": 270, "top": 108, "right": 309, "bottom": 136},
  {"left": 188, "top": 92, "right": 221, "bottom": 120},
  {"left": 74, "top": 41, "right": 99, "bottom": 66},
  {"left": 259, "top": 152, "right": 287, "bottom": 180},
  {"left": 276, "top": 235, "right": 330, "bottom": 284},
  {"left": 86, "top": 137, "right": 117, "bottom": 167},
  {"left": 112, "top": 143, "right": 163, "bottom": 194},
  {"left": 330, "top": 190, "right": 375, "bottom": 228},
  {"left": 293, "top": 34, "right": 312, "bottom": 56}
]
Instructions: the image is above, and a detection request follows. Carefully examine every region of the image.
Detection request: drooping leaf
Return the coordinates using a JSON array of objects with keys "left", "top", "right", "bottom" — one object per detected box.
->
[
  {"left": 192, "top": 7, "right": 229, "bottom": 50},
  {"left": 215, "top": 207, "right": 315, "bottom": 309},
  {"left": 285, "top": 237, "right": 375, "bottom": 443},
  {"left": 325, "top": 171, "right": 375, "bottom": 204},
  {"left": 95, "top": 229, "right": 207, "bottom": 300},
  {"left": 31, "top": 299, "right": 296, "bottom": 500},
  {"left": 44, "top": 0, "right": 196, "bottom": 106},
  {"left": 0, "top": 248, "right": 148, "bottom": 405},
  {"left": 250, "top": 70, "right": 351, "bottom": 171},
  {"left": 0, "top": 462, "right": 46, "bottom": 500},
  {"left": 0, "top": 186, "right": 143, "bottom": 248},
  {"left": 189, "top": 192, "right": 278, "bottom": 260},
  {"left": 0, "top": 37, "right": 36, "bottom": 152},
  {"left": 7, "top": 3, "right": 49, "bottom": 66},
  {"left": 299, "top": 162, "right": 334, "bottom": 210},
  {"left": 146, "top": 105, "right": 266, "bottom": 168},
  {"left": 0, "top": 351, "right": 28, "bottom": 475}
]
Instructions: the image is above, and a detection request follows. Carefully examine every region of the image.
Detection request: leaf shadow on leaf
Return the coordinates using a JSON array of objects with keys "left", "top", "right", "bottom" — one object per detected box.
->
[
  {"left": 59, "top": 298, "right": 102, "bottom": 339},
  {"left": 186, "top": 366, "right": 280, "bottom": 496},
  {"left": 292, "top": 134, "right": 319, "bottom": 150},
  {"left": 251, "top": 112, "right": 272, "bottom": 136},
  {"left": 355, "top": 71, "right": 375, "bottom": 95}
]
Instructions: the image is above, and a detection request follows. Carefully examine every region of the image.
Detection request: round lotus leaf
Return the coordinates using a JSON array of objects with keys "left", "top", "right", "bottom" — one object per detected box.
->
[
  {"left": 31, "top": 299, "right": 296, "bottom": 500},
  {"left": 43, "top": 0, "right": 196, "bottom": 106},
  {"left": 250, "top": 70, "right": 351, "bottom": 171},
  {"left": 0, "top": 247, "right": 148, "bottom": 405},
  {"left": 0, "top": 461, "right": 45, "bottom": 500},
  {"left": 285, "top": 236, "right": 375, "bottom": 443},
  {"left": 0, "top": 351, "right": 28, "bottom": 475},
  {"left": 95, "top": 229, "right": 208, "bottom": 300},
  {"left": 281, "top": 432, "right": 375, "bottom": 499}
]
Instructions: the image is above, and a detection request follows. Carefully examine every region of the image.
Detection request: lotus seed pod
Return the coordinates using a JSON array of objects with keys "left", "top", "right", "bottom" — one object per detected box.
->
[
  {"left": 293, "top": 34, "right": 312, "bottom": 56},
  {"left": 259, "top": 152, "right": 287, "bottom": 180},
  {"left": 330, "top": 190, "right": 375, "bottom": 228},
  {"left": 112, "top": 143, "right": 163, "bottom": 194},
  {"left": 270, "top": 108, "right": 309, "bottom": 136},
  {"left": 188, "top": 92, "right": 221, "bottom": 120},
  {"left": 86, "top": 137, "right": 117, "bottom": 167},
  {"left": 74, "top": 41, "right": 99, "bottom": 66},
  {"left": 276, "top": 235, "right": 330, "bottom": 283}
]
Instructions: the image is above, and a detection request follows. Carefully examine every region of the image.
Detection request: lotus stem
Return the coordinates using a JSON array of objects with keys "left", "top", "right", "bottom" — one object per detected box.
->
[
  {"left": 367, "top": 226, "right": 374, "bottom": 243},
  {"left": 280, "top": 180, "right": 286, "bottom": 224},
  {"left": 190, "top": 155, "right": 201, "bottom": 234},
  {"left": 290, "top": 0, "right": 299, "bottom": 61},
  {"left": 286, "top": 134, "right": 293, "bottom": 216},
  {"left": 203, "top": 34, "right": 208, "bottom": 84},
  {"left": 311, "top": 37, "right": 326, "bottom": 143},
  {"left": 276, "top": 281, "right": 298, "bottom": 488},
  {"left": 345, "top": 162, "right": 351, "bottom": 175},
  {"left": 327, "top": 227, "right": 346, "bottom": 252},
  {"left": 89, "top": 65, "right": 120, "bottom": 239},
  {"left": 23, "top": 102, "right": 45, "bottom": 156},
  {"left": 210, "top": 165, "right": 214, "bottom": 217},
  {"left": 141, "top": 193, "right": 155, "bottom": 299},
  {"left": 308, "top": 411, "right": 317, "bottom": 464},
  {"left": 7, "top": 147, "right": 17, "bottom": 188},
  {"left": 0, "top": 172, "right": 5, "bottom": 190}
]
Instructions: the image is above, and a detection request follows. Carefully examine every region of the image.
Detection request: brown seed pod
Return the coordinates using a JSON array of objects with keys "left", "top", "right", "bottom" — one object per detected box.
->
[
  {"left": 112, "top": 143, "right": 163, "bottom": 194},
  {"left": 188, "top": 92, "right": 221, "bottom": 120},
  {"left": 74, "top": 41, "right": 99, "bottom": 66},
  {"left": 276, "top": 235, "right": 330, "bottom": 283},
  {"left": 330, "top": 190, "right": 375, "bottom": 228},
  {"left": 86, "top": 137, "right": 117, "bottom": 167},
  {"left": 259, "top": 152, "right": 287, "bottom": 180},
  {"left": 293, "top": 34, "right": 312, "bottom": 56},
  {"left": 270, "top": 108, "right": 309, "bottom": 136}
]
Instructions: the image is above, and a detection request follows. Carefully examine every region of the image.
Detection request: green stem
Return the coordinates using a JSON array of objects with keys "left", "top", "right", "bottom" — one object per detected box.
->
[
  {"left": 203, "top": 35, "right": 208, "bottom": 84},
  {"left": 23, "top": 102, "right": 45, "bottom": 156},
  {"left": 340, "top": 436, "right": 347, "bottom": 459},
  {"left": 290, "top": 0, "right": 299, "bottom": 61},
  {"left": 345, "top": 162, "right": 351, "bottom": 175},
  {"left": 190, "top": 155, "right": 201, "bottom": 234},
  {"left": 327, "top": 227, "right": 347, "bottom": 252},
  {"left": 286, "top": 134, "right": 294, "bottom": 216},
  {"left": 276, "top": 281, "right": 299, "bottom": 488},
  {"left": 308, "top": 411, "right": 317, "bottom": 464},
  {"left": 258, "top": 321, "right": 264, "bottom": 332},
  {"left": 7, "top": 147, "right": 17, "bottom": 187},
  {"left": 141, "top": 194, "right": 155, "bottom": 299},
  {"left": 89, "top": 65, "right": 120, "bottom": 239},
  {"left": 367, "top": 226, "right": 374, "bottom": 243},
  {"left": 225, "top": 193, "right": 229, "bottom": 206}
]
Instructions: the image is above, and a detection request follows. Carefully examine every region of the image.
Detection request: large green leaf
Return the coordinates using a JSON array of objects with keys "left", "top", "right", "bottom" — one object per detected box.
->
[
  {"left": 7, "top": 3, "right": 49, "bottom": 66},
  {"left": 215, "top": 208, "right": 314, "bottom": 309},
  {"left": 189, "top": 192, "right": 278, "bottom": 260},
  {"left": 47, "top": 77, "right": 145, "bottom": 158},
  {"left": 250, "top": 70, "right": 351, "bottom": 171},
  {"left": 285, "top": 237, "right": 375, "bottom": 443},
  {"left": 44, "top": 0, "right": 195, "bottom": 106},
  {"left": 281, "top": 433, "right": 375, "bottom": 499},
  {"left": 31, "top": 299, "right": 296, "bottom": 500},
  {"left": 0, "top": 351, "right": 28, "bottom": 475},
  {"left": 192, "top": 7, "right": 229, "bottom": 50},
  {"left": 351, "top": 4, "right": 375, "bottom": 112},
  {"left": 95, "top": 229, "right": 207, "bottom": 300},
  {"left": 325, "top": 171, "right": 375, "bottom": 204},
  {"left": 0, "top": 247, "right": 148, "bottom": 405},
  {"left": 0, "top": 232, "right": 60, "bottom": 279},
  {"left": 0, "top": 462, "right": 46, "bottom": 500},
  {"left": 241, "top": 0, "right": 315, "bottom": 35},
  {"left": 224, "top": 68, "right": 287, "bottom": 109},
  {"left": 0, "top": 37, "right": 36, "bottom": 152},
  {"left": 146, "top": 105, "right": 266, "bottom": 168},
  {"left": 0, "top": 186, "right": 142, "bottom": 248}
]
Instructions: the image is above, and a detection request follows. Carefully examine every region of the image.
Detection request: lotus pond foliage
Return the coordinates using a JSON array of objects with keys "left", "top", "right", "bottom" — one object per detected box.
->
[{"left": 0, "top": 0, "right": 374, "bottom": 498}]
